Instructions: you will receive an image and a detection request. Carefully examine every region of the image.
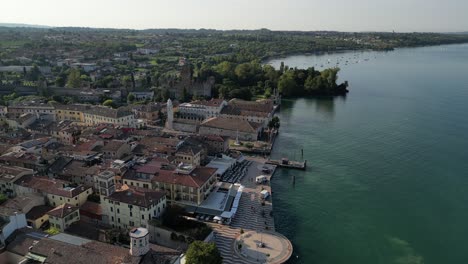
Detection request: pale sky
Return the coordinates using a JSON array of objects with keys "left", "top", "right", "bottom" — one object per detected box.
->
[{"left": 2, "top": 0, "right": 467, "bottom": 32}]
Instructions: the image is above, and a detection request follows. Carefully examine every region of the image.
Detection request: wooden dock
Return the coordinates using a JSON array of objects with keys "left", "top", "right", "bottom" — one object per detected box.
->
[{"left": 266, "top": 158, "right": 307, "bottom": 170}]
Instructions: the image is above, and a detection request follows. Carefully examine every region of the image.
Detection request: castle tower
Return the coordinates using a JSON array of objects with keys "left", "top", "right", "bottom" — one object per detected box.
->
[
  {"left": 129, "top": 227, "right": 150, "bottom": 257},
  {"left": 166, "top": 98, "right": 173, "bottom": 130}
]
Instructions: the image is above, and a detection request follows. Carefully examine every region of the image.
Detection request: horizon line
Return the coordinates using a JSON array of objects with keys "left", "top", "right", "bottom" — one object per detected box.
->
[{"left": 0, "top": 22, "right": 466, "bottom": 34}]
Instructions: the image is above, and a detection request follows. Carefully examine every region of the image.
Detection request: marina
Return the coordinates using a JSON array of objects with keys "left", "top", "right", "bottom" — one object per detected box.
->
[{"left": 266, "top": 158, "right": 307, "bottom": 170}]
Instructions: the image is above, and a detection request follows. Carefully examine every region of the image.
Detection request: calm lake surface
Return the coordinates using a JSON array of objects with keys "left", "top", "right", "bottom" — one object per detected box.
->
[{"left": 267, "top": 44, "right": 468, "bottom": 264}]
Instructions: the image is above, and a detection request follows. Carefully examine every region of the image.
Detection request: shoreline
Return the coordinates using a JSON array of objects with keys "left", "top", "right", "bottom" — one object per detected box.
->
[
  {"left": 211, "top": 155, "right": 293, "bottom": 263},
  {"left": 262, "top": 42, "right": 468, "bottom": 66}
]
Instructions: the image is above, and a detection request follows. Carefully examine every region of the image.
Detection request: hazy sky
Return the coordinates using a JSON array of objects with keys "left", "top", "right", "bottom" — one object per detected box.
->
[{"left": 2, "top": 0, "right": 467, "bottom": 32}]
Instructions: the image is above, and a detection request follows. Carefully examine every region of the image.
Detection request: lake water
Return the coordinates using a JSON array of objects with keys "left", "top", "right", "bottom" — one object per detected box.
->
[{"left": 267, "top": 44, "right": 468, "bottom": 264}]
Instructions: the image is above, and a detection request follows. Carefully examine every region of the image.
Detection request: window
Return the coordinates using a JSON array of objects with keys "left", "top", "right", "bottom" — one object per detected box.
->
[
  {"left": 118, "top": 218, "right": 120, "bottom": 223},
  {"left": 117, "top": 208, "right": 120, "bottom": 213},
  {"left": 111, "top": 216, "right": 114, "bottom": 222},
  {"left": 142, "top": 215, "right": 144, "bottom": 220},
  {"left": 130, "top": 212, "right": 133, "bottom": 217},
  {"left": 111, "top": 207, "right": 113, "bottom": 212}
]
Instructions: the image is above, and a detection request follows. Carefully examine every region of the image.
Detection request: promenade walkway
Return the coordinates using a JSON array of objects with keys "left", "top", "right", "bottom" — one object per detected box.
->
[{"left": 211, "top": 158, "right": 292, "bottom": 264}]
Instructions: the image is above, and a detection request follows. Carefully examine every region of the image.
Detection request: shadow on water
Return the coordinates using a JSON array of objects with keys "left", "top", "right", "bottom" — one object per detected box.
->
[
  {"left": 302, "top": 95, "right": 346, "bottom": 120},
  {"left": 276, "top": 99, "right": 297, "bottom": 120},
  {"left": 271, "top": 168, "right": 304, "bottom": 264}
]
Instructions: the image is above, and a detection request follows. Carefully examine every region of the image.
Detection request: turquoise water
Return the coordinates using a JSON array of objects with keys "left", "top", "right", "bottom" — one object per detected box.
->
[{"left": 267, "top": 44, "right": 468, "bottom": 264}]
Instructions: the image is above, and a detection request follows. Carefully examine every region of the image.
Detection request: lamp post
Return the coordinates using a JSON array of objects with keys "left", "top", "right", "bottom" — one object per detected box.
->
[{"left": 13, "top": 211, "right": 18, "bottom": 231}]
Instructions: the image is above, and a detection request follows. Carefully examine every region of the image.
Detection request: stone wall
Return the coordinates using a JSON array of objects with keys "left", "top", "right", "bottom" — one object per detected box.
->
[
  {"left": 147, "top": 225, "right": 189, "bottom": 250},
  {"left": 173, "top": 120, "right": 198, "bottom": 133}
]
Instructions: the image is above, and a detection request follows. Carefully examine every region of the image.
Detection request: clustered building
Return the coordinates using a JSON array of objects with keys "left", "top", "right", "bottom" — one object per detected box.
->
[
  {"left": 0, "top": 95, "right": 277, "bottom": 263},
  {"left": 170, "top": 98, "right": 277, "bottom": 141}
]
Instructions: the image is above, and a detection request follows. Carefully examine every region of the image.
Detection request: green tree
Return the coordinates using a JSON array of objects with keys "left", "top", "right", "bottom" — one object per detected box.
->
[
  {"left": 182, "top": 87, "right": 190, "bottom": 102},
  {"left": 214, "top": 61, "right": 234, "bottom": 78},
  {"left": 45, "top": 227, "right": 60, "bottom": 235},
  {"left": 66, "top": 68, "right": 82, "bottom": 88},
  {"left": 228, "top": 87, "right": 252, "bottom": 100},
  {"left": 218, "top": 85, "right": 229, "bottom": 99},
  {"left": 127, "top": 93, "right": 135, "bottom": 103},
  {"left": 80, "top": 74, "right": 91, "bottom": 83},
  {"left": 103, "top": 99, "right": 115, "bottom": 108},
  {"left": 3, "top": 92, "right": 18, "bottom": 104},
  {"left": 234, "top": 63, "right": 251, "bottom": 83},
  {"left": 185, "top": 241, "right": 222, "bottom": 264},
  {"left": 268, "top": 116, "right": 280, "bottom": 130},
  {"left": 264, "top": 87, "right": 272, "bottom": 98},
  {"left": 277, "top": 71, "right": 297, "bottom": 97},
  {"left": 26, "top": 65, "right": 41, "bottom": 81},
  {"left": 122, "top": 75, "right": 132, "bottom": 88},
  {"left": 279, "top": 62, "right": 285, "bottom": 73},
  {"left": 162, "top": 89, "right": 170, "bottom": 102},
  {"left": 55, "top": 76, "right": 66, "bottom": 87},
  {"left": 0, "top": 193, "right": 7, "bottom": 204}
]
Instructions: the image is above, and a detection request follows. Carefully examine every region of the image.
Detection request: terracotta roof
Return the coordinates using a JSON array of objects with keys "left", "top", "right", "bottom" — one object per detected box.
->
[
  {"left": 54, "top": 104, "right": 91, "bottom": 112},
  {"left": 6, "top": 229, "right": 142, "bottom": 264},
  {"left": 26, "top": 205, "right": 54, "bottom": 220},
  {"left": 14, "top": 175, "right": 91, "bottom": 198},
  {"left": 200, "top": 116, "right": 262, "bottom": 133},
  {"left": 102, "top": 140, "right": 127, "bottom": 152},
  {"left": 203, "top": 135, "right": 227, "bottom": 142},
  {"left": 79, "top": 201, "right": 102, "bottom": 216},
  {"left": 106, "top": 186, "right": 165, "bottom": 208},
  {"left": 47, "top": 203, "right": 79, "bottom": 218},
  {"left": 229, "top": 98, "right": 274, "bottom": 113},
  {"left": 190, "top": 98, "right": 225, "bottom": 107},
  {"left": 152, "top": 167, "right": 216, "bottom": 188},
  {"left": 0, "top": 165, "right": 33, "bottom": 183},
  {"left": 84, "top": 106, "right": 133, "bottom": 118},
  {"left": 75, "top": 139, "right": 102, "bottom": 151},
  {"left": 0, "top": 143, "right": 14, "bottom": 154},
  {"left": 135, "top": 164, "right": 161, "bottom": 175},
  {"left": 61, "top": 160, "right": 99, "bottom": 178},
  {"left": 176, "top": 144, "right": 202, "bottom": 156},
  {"left": 221, "top": 105, "right": 270, "bottom": 117},
  {"left": 0, "top": 194, "right": 45, "bottom": 216}
]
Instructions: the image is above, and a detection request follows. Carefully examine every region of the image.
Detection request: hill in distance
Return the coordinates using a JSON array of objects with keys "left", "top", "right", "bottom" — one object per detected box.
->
[{"left": 0, "top": 23, "right": 51, "bottom": 28}]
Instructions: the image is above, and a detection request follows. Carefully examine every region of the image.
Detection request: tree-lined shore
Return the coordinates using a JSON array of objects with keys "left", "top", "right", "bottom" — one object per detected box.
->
[{"left": 2, "top": 27, "right": 468, "bottom": 101}]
